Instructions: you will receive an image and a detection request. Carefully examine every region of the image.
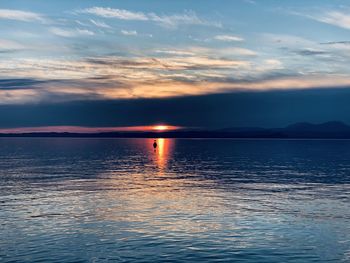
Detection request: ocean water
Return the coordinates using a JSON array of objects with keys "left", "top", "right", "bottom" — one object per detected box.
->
[{"left": 0, "top": 138, "right": 349, "bottom": 262}]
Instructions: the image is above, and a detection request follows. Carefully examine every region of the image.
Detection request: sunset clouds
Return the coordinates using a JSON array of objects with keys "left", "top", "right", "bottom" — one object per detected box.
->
[{"left": 1, "top": 1, "right": 350, "bottom": 106}]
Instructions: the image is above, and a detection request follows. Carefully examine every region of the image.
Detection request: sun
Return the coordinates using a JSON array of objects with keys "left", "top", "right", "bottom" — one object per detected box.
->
[{"left": 153, "top": 125, "right": 169, "bottom": 131}]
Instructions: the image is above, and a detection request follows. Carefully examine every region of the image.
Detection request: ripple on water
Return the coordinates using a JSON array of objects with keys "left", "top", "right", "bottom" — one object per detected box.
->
[{"left": 0, "top": 138, "right": 350, "bottom": 262}]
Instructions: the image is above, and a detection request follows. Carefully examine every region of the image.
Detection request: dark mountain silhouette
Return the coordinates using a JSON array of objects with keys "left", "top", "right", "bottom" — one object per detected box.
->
[
  {"left": 1, "top": 121, "right": 350, "bottom": 138},
  {"left": 285, "top": 121, "right": 350, "bottom": 132},
  {"left": 278, "top": 121, "right": 350, "bottom": 138}
]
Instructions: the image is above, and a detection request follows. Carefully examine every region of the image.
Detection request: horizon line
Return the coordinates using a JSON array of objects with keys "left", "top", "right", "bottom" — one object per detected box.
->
[
  {"left": 0, "top": 121, "right": 349, "bottom": 134},
  {"left": 0, "top": 125, "right": 183, "bottom": 134}
]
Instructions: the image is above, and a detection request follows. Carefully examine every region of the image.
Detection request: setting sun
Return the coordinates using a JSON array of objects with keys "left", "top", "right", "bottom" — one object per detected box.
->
[{"left": 153, "top": 125, "right": 169, "bottom": 131}]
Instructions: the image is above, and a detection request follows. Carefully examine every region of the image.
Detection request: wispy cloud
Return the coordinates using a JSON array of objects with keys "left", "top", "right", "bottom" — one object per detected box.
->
[
  {"left": 293, "top": 10, "right": 350, "bottom": 30},
  {"left": 155, "top": 49, "right": 196, "bottom": 56},
  {"left": 77, "top": 29, "right": 94, "bottom": 36},
  {"left": 294, "top": 48, "right": 328, "bottom": 56},
  {"left": 121, "top": 30, "right": 138, "bottom": 36},
  {"left": 154, "top": 46, "right": 256, "bottom": 58},
  {"left": 312, "top": 11, "right": 350, "bottom": 30},
  {"left": 0, "top": 9, "right": 44, "bottom": 22},
  {"left": 148, "top": 11, "right": 217, "bottom": 28},
  {"left": 90, "top": 19, "right": 111, "bottom": 29},
  {"left": 49, "top": 27, "right": 94, "bottom": 37},
  {"left": 261, "top": 33, "right": 314, "bottom": 48},
  {"left": 321, "top": 41, "right": 350, "bottom": 45},
  {"left": 221, "top": 47, "right": 256, "bottom": 56},
  {"left": 81, "top": 7, "right": 148, "bottom": 21},
  {"left": 214, "top": 35, "right": 244, "bottom": 42},
  {"left": 319, "top": 41, "right": 350, "bottom": 54},
  {"left": 79, "top": 7, "right": 220, "bottom": 28}
]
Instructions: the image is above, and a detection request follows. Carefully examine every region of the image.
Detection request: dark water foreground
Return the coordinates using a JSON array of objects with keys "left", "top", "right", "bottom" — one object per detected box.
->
[{"left": 0, "top": 138, "right": 349, "bottom": 262}]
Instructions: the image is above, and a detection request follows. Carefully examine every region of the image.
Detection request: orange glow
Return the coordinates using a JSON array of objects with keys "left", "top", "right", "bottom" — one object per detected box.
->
[
  {"left": 0, "top": 125, "right": 182, "bottom": 134},
  {"left": 153, "top": 125, "right": 169, "bottom": 131},
  {"left": 157, "top": 138, "right": 165, "bottom": 156}
]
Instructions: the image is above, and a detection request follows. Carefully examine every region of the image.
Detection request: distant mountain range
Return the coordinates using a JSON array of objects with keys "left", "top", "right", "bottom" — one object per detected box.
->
[
  {"left": 2, "top": 121, "right": 350, "bottom": 139},
  {"left": 216, "top": 121, "right": 350, "bottom": 138}
]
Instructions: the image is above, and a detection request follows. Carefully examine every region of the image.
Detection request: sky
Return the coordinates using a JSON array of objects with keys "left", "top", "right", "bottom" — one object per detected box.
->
[{"left": 1, "top": 0, "right": 350, "bottom": 130}]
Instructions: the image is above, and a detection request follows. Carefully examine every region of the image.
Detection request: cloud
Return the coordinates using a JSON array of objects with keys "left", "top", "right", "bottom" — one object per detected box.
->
[
  {"left": 214, "top": 35, "right": 244, "bottom": 42},
  {"left": 0, "top": 78, "right": 47, "bottom": 90},
  {"left": 154, "top": 46, "right": 256, "bottom": 58},
  {"left": 2, "top": 88, "right": 350, "bottom": 130},
  {"left": 0, "top": 55, "right": 247, "bottom": 87},
  {"left": 319, "top": 41, "right": 350, "bottom": 54},
  {"left": 82, "top": 7, "right": 147, "bottom": 20},
  {"left": 2, "top": 71, "right": 350, "bottom": 105},
  {"left": 2, "top": 53, "right": 350, "bottom": 105},
  {"left": 260, "top": 33, "right": 350, "bottom": 64},
  {"left": 49, "top": 27, "right": 94, "bottom": 37},
  {"left": 77, "top": 29, "right": 94, "bottom": 36},
  {"left": 121, "top": 30, "right": 138, "bottom": 36},
  {"left": 0, "top": 9, "right": 44, "bottom": 22},
  {"left": 312, "top": 11, "right": 350, "bottom": 30},
  {"left": 261, "top": 33, "right": 314, "bottom": 48},
  {"left": 148, "top": 11, "right": 218, "bottom": 28},
  {"left": 50, "top": 27, "right": 77, "bottom": 37},
  {"left": 90, "top": 19, "right": 111, "bottom": 28},
  {"left": 0, "top": 54, "right": 246, "bottom": 103},
  {"left": 293, "top": 10, "right": 350, "bottom": 30},
  {"left": 80, "top": 7, "right": 220, "bottom": 28},
  {"left": 155, "top": 49, "right": 196, "bottom": 56},
  {"left": 219, "top": 47, "right": 256, "bottom": 56},
  {"left": 258, "top": 33, "right": 350, "bottom": 68},
  {"left": 0, "top": 39, "right": 25, "bottom": 52},
  {"left": 321, "top": 41, "right": 350, "bottom": 45},
  {"left": 295, "top": 49, "right": 328, "bottom": 56},
  {"left": 263, "top": 59, "right": 283, "bottom": 68},
  {"left": 86, "top": 56, "right": 249, "bottom": 72}
]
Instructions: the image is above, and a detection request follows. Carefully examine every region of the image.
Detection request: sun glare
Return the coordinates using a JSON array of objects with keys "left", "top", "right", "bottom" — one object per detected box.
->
[{"left": 153, "top": 125, "right": 169, "bottom": 131}]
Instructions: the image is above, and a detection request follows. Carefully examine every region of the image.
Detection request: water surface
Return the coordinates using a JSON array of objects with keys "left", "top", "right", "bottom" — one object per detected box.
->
[{"left": 0, "top": 138, "right": 349, "bottom": 262}]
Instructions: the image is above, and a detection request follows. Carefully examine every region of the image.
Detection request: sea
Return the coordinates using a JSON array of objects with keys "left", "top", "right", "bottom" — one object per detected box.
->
[{"left": 0, "top": 138, "right": 349, "bottom": 262}]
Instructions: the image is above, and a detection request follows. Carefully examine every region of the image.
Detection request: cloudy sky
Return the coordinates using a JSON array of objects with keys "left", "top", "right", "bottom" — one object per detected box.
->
[{"left": 1, "top": 0, "right": 350, "bottom": 130}]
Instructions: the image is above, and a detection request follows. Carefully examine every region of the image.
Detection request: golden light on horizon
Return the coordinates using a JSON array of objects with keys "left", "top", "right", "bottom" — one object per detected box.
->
[
  {"left": 152, "top": 125, "right": 170, "bottom": 131},
  {"left": 153, "top": 125, "right": 168, "bottom": 131}
]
